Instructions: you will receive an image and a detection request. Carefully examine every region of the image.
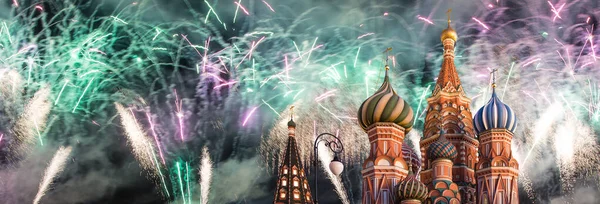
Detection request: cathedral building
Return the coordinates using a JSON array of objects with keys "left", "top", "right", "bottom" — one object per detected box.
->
[
  {"left": 272, "top": 10, "right": 519, "bottom": 204},
  {"left": 355, "top": 11, "right": 519, "bottom": 204}
]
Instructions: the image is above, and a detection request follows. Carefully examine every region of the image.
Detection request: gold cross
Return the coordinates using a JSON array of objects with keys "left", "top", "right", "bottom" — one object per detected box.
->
[
  {"left": 446, "top": 9, "right": 452, "bottom": 26},
  {"left": 383, "top": 47, "right": 392, "bottom": 69},
  {"left": 491, "top": 68, "right": 498, "bottom": 87}
]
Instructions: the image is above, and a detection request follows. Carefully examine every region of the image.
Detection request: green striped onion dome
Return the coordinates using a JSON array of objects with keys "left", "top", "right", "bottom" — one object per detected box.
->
[
  {"left": 357, "top": 68, "right": 414, "bottom": 132},
  {"left": 397, "top": 170, "right": 428, "bottom": 202},
  {"left": 428, "top": 133, "right": 457, "bottom": 160}
]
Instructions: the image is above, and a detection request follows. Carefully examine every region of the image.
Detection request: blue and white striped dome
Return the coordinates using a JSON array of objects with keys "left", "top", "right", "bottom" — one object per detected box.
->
[{"left": 473, "top": 90, "right": 517, "bottom": 134}]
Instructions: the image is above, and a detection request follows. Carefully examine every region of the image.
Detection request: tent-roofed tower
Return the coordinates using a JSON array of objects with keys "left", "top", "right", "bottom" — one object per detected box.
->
[
  {"left": 419, "top": 10, "right": 479, "bottom": 204},
  {"left": 273, "top": 107, "right": 314, "bottom": 204}
]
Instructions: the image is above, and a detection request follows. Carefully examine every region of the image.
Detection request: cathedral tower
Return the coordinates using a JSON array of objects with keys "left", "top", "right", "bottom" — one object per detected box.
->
[
  {"left": 473, "top": 71, "right": 519, "bottom": 204},
  {"left": 358, "top": 63, "right": 416, "bottom": 204},
  {"left": 426, "top": 131, "right": 461, "bottom": 204},
  {"left": 419, "top": 10, "right": 479, "bottom": 203},
  {"left": 273, "top": 107, "right": 314, "bottom": 204}
]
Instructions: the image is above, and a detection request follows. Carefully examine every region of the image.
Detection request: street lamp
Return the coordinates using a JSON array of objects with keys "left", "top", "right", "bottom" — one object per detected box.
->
[{"left": 313, "top": 132, "right": 344, "bottom": 203}]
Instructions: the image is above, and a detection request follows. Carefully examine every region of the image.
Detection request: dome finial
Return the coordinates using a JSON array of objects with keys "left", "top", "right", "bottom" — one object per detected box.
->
[
  {"left": 441, "top": 9, "right": 458, "bottom": 42},
  {"left": 446, "top": 9, "right": 452, "bottom": 28},
  {"left": 288, "top": 105, "right": 296, "bottom": 127},
  {"left": 384, "top": 47, "right": 392, "bottom": 76},
  {"left": 490, "top": 68, "right": 498, "bottom": 90}
]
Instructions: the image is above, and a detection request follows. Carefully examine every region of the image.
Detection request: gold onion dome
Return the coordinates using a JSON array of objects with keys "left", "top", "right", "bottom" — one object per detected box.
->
[
  {"left": 440, "top": 25, "right": 458, "bottom": 42},
  {"left": 358, "top": 65, "right": 414, "bottom": 132},
  {"left": 441, "top": 9, "right": 458, "bottom": 42}
]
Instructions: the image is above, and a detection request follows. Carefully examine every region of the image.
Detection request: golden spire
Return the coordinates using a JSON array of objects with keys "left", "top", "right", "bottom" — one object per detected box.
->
[
  {"left": 384, "top": 47, "right": 392, "bottom": 71},
  {"left": 441, "top": 9, "right": 458, "bottom": 42},
  {"left": 290, "top": 105, "right": 295, "bottom": 120},
  {"left": 447, "top": 9, "right": 452, "bottom": 27}
]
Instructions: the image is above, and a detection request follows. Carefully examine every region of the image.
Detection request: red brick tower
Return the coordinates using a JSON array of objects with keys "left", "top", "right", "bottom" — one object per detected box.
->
[
  {"left": 419, "top": 10, "right": 479, "bottom": 203},
  {"left": 473, "top": 71, "right": 519, "bottom": 204},
  {"left": 358, "top": 64, "right": 415, "bottom": 204}
]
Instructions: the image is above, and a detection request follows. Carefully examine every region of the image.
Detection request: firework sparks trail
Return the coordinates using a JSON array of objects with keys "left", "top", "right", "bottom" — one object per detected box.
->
[
  {"left": 235, "top": 36, "right": 266, "bottom": 69},
  {"left": 176, "top": 162, "right": 186, "bottom": 204},
  {"left": 173, "top": 89, "right": 185, "bottom": 141},
  {"left": 146, "top": 112, "right": 166, "bottom": 165},
  {"left": 242, "top": 106, "right": 258, "bottom": 126},
  {"left": 204, "top": 0, "right": 223, "bottom": 25},
  {"left": 357, "top": 32, "right": 375, "bottom": 39},
  {"left": 522, "top": 103, "right": 564, "bottom": 167},
  {"left": 472, "top": 17, "right": 490, "bottom": 30},
  {"left": 417, "top": 15, "right": 434, "bottom": 25},
  {"left": 547, "top": 1, "right": 564, "bottom": 21},
  {"left": 72, "top": 77, "right": 95, "bottom": 113},
  {"left": 234, "top": 1, "right": 250, "bottom": 16},
  {"left": 115, "top": 103, "right": 157, "bottom": 175},
  {"left": 262, "top": 0, "right": 275, "bottom": 12},
  {"left": 13, "top": 87, "right": 51, "bottom": 153},
  {"left": 148, "top": 141, "right": 170, "bottom": 197},
  {"left": 0, "top": 134, "right": 3, "bottom": 145},
  {"left": 317, "top": 143, "right": 350, "bottom": 204},
  {"left": 199, "top": 147, "right": 213, "bottom": 204},
  {"left": 315, "top": 89, "right": 338, "bottom": 102},
  {"left": 304, "top": 37, "right": 318, "bottom": 67},
  {"left": 186, "top": 162, "right": 192, "bottom": 204},
  {"left": 33, "top": 146, "right": 72, "bottom": 204}
]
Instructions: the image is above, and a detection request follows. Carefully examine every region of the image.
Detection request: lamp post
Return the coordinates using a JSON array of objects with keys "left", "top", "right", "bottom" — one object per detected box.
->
[{"left": 313, "top": 132, "right": 344, "bottom": 204}]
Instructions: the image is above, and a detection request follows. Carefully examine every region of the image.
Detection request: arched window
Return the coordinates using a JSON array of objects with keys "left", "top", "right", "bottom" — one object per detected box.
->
[
  {"left": 282, "top": 166, "right": 288, "bottom": 174},
  {"left": 293, "top": 177, "right": 299, "bottom": 187},
  {"left": 281, "top": 177, "right": 287, "bottom": 187},
  {"left": 293, "top": 189, "right": 300, "bottom": 200},
  {"left": 303, "top": 180, "right": 308, "bottom": 189},
  {"left": 292, "top": 166, "right": 298, "bottom": 175},
  {"left": 279, "top": 189, "right": 286, "bottom": 199}
]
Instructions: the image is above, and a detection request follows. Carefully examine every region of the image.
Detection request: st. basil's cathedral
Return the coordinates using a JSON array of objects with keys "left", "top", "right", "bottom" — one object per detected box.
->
[{"left": 273, "top": 12, "right": 520, "bottom": 204}]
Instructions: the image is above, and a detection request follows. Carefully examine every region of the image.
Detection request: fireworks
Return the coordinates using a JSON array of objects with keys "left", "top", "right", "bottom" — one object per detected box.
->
[
  {"left": 12, "top": 87, "right": 51, "bottom": 154},
  {"left": 0, "top": 0, "right": 597, "bottom": 202},
  {"left": 199, "top": 147, "right": 213, "bottom": 204},
  {"left": 33, "top": 146, "right": 72, "bottom": 204},
  {"left": 115, "top": 103, "right": 158, "bottom": 176}
]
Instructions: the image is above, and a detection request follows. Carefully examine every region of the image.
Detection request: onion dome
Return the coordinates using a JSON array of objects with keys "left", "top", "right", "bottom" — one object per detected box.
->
[
  {"left": 396, "top": 165, "right": 428, "bottom": 202},
  {"left": 402, "top": 144, "right": 421, "bottom": 174},
  {"left": 358, "top": 65, "right": 414, "bottom": 132},
  {"left": 428, "top": 132, "right": 457, "bottom": 161},
  {"left": 441, "top": 10, "right": 458, "bottom": 42},
  {"left": 473, "top": 79, "right": 517, "bottom": 134},
  {"left": 440, "top": 25, "right": 458, "bottom": 42},
  {"left": 287, "top": 119, "right": 296, "bottom": 127},
  {"left": 288, "top": 106, "right": 296, "bottom": 127}
]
